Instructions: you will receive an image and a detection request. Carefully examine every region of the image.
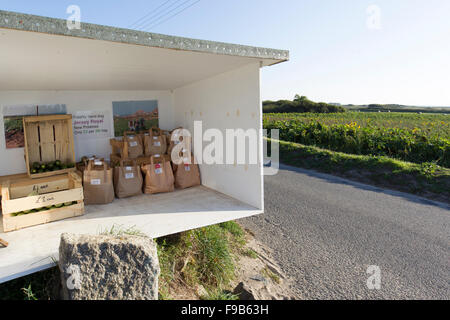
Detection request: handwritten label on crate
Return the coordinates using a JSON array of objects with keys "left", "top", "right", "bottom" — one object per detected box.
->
[
  {"left": 35, "top": 194, "right": 56, "bottom": 204},
  {"left": 32, "top": 183, "right": 49, "bottom": 193}
]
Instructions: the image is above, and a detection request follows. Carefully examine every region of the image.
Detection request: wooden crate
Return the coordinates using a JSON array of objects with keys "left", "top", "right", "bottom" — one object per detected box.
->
[
  {"left": 1, "top": 172, "right": 84, "bottom": 232},
  {"left": 23, "top": 115, "right": 76, "bottom": 179}
]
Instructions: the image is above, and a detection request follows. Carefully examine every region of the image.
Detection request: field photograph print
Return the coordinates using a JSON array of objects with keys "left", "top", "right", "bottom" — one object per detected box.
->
[{"left": 112, "top": 100, "right": 159, "bottom": 137}]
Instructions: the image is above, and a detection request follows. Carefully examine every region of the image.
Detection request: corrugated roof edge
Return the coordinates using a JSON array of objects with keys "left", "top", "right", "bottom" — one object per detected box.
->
[{"left": 0, "top": 10, "right": 289, "bottom": 65}]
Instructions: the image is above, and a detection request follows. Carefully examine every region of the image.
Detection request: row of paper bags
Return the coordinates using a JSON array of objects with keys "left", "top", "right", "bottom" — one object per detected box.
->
[
  {"left": 82, "top": 156, "right": 200, "bottom": 205},
  {"left": 121, "top": 128, "right": 173, "bottom": 159}
]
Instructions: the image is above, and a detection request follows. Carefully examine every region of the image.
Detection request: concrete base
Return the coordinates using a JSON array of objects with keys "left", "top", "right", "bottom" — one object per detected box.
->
[{"left": 0, "top": 186, "right": 261, "bottom": 283}]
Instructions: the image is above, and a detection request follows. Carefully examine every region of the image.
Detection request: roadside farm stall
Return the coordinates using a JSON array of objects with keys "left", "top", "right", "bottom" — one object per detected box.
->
[{"left": 0, "top": 10, "right": 289, "bottom": 283}]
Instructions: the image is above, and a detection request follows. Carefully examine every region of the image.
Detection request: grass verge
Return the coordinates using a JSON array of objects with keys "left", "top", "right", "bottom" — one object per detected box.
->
[
  {"left": 157, "top": 221, "right": 246, "bottom": 300},
  {"left": 271, "top": 138, "right": 450, "bottom": 203}
]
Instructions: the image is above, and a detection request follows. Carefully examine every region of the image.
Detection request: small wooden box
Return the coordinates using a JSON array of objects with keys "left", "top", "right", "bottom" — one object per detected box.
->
[
  {"left": 1, "top": 172, "right": 84, "bottom": 232},
  {"left": 23, "top": 115, "right": 76, "bottom": 179}
]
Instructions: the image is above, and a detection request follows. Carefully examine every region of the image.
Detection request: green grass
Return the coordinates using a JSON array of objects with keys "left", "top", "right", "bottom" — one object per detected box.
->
[
  {"left": 113, "top": 118, "right": 159, "bottom": 137},
  {"left": 194, "top": 226, "right": 235, "bottom": 286},
  {"left": 201, "top": 289, "right": 239, "bottom": 300},
  {"left": 219, "top": 221, "right": 244, "bottom": 238},
  {"left": 271, "top": 138, "right": 450, "bottom": 202},
  {"left": 242, "top": 248, "right": 259, "bottom": 259},
  {"left": 22, "top": 284, "right": 38, "bottom": 300},
  {"left": 157, "top": 221, "right": 246, "bottom": 300},
  {"left": 219, "top": 221, "right": 246, "bottom": 248}
]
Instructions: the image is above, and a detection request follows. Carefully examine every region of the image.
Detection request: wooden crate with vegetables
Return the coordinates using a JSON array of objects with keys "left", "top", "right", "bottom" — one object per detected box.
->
[
  {"left": 23, "top": 115, "right": 76, "bottom": 179},
  {"left": 1, "top": 172, "right": 84, "bottom": 232}
]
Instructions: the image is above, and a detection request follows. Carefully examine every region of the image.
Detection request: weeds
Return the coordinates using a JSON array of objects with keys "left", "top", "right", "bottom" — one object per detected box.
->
[
  {"left": 262, "top": 267, "right": 280, "bottom": 284},
  {"left": 157, "top": 222, "right": 247, "bottom": 299},
  {"left": 242, "top": 248, "right": 259, "bottom": 259},
  {"left": 219, "top": 221, "right": 246, "bottom": 248},
  {"left": 201, "top": 289, "right": 239, "bottom": 300},
  {"left": 194, "top": 225, "right": 235, "bottom": 286},
  {"left": 220, "top": 221, "right": 244, "bottom": 238},
  {"left": 22, "top": 285, "right": 38, "bottom": 300}
]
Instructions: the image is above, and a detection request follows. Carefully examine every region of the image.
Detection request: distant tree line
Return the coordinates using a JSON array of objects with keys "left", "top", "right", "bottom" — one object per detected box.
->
[
  {"left": 346, "top": 104, "right": 450, "bottom": 114},
  {"left": 263, "top": 95, "right": 346, "bottom": 113}
]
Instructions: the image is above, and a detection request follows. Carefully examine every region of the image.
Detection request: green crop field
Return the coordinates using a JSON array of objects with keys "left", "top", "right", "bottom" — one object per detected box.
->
[{"left": 264, "top": 112, "right": 450, "bottom": 168}]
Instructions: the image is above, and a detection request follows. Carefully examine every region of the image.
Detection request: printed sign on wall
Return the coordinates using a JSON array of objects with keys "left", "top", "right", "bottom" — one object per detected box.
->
[{"left": 73, "top": 110, "right": 111, "bottom": 139}]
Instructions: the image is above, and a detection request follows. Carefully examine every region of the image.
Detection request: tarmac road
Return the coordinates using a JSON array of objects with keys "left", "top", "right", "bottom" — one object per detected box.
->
[{"left": 240, "top": 164, "right": 450, "bottom": 299}]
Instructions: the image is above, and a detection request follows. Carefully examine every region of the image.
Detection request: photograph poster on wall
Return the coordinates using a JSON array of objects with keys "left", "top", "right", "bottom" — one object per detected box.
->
[
  {"left": 112, "top": 100, "right": 159, "bottom": 137},
  {"left": 2, "top": 104, "right": 67, "bottom": 149}
]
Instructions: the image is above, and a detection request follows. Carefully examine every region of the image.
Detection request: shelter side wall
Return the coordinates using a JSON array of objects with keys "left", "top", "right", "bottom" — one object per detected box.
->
[{"left": 173, "top": 63, "right": 264, "bottom": 210}]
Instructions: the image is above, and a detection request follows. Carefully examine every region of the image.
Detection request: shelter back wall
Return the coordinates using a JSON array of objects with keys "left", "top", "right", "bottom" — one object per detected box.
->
[{"left": 0, "top": 90, "right": 174, "bottom": 176}]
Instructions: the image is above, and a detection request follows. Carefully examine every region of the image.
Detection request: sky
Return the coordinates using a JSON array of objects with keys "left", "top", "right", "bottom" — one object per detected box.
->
[{"left": 1, "top": 0, "right": 449, "bottom": 106}]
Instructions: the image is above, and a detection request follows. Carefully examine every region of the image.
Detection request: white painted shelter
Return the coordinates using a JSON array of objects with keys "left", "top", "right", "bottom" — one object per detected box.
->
[{"left": 0, "top": 11, "right": 289, "bottom": 282}]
